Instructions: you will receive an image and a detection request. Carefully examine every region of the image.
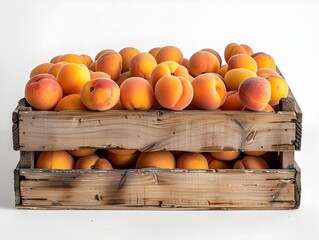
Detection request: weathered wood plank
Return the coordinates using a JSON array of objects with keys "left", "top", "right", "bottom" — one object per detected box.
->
[
  {"left": 17, "top": 109, "right": 296, "bottom": 152},
  {"left": 280, "top": 151, "right": 295, "bottom": 169}
]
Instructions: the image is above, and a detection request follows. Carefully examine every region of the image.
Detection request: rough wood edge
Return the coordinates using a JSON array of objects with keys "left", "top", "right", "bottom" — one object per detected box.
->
[
  {"left": 280, "top": 151, "right": 295, "bottom": 169},
  {"left": 294, "top": 161, "right": 301, "bottom": 209}
]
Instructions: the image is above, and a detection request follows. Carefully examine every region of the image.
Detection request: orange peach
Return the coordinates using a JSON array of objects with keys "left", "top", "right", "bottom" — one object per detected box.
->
[
  {"left": 177, "top": 152, "right": 208, "bottom": 169},
  {"left": 218, "top": 64, "right": 228, "bottom": 78},
  {"left": 202, "top": 152, "right": 215, "bottom": 164},
  {"left": 243, "top": 104, "right": 274, "bottom": 112},
  {"left": 181, "top": 58, "right": 189, "bottom": 69},
  {"left": 47, "top": 61, "right": 67, "bottom": 78},
  {"left": 188, "top": 51, "right": 220, "bottom": 77},
  {"left": 119, "top": 47, "right": 140, "bottom": 73},
  {"left": 227, "top": 54, "right": 258, "bottom": 73},
  {"left": 36, "top": 151, "right": 74, "bottom": 169},
  {"left": 220, "top": 91, "right": 244, "bottom": 110},
  {"left": 136, "top": 151, "right": 175, "bottom": 169},
  {"left": 148, "top": 47, "right": 161, "bottom": 57},
  {"left": 88, "top": 61, "right": 97, "bottom": 72},
  {"left": 244, "top": 151, "right": 267, "bottom": 157},
  {"left": 233, "top": 156, "right": 269, "bottom": 169},
  {"left": 75, "top": 154, "right": 112, "bottom": 170},
  {"left": 224, "top": 68, "right": 257, "bottom": 91},
  {"left": 251, "top": 52, "right": 276, "bottom": 70},
  {"left": 55, "top": 94, "right": 88, "bottom": 111},
  {"left": 130, "top": 52, "right": 157, "bottom": 80},
  {"left": 150, "top": 61, "right": 189, "bottom": 89},
  {"left": 256, "top": 68, "right": 280, "bottom": 78},
  {"left": 155, "top": 46, "right": 183, "bottom": 64},
  {"left": 238, "top": 77, "right": 271, "bottom": 111},
  {"left": 96, "top": 51, "right": 122, "bottom": 80},
  {"left": 211, "top": 151, "right": 240, "bottom": 161},
  {"left": 155, "top": 75, "right": 193, "bottom": 110},
  {"left": 57, "top": 63, "right": 90, "bottom": 95},
  {"left": 120, "top": 77, "right": 154, "bottom": 110},
  {"left": 209, "top": 159, "right": 232, "bottom": 169},
  {"left": 94, "top": 49, "right": 114, "bottom": 61},
  {"left": 116, "top": 71, "right": 131, "bottom": 86},
  {"left": 201, "top": 48, "right": 222, "bottom": 67},
  {"left": 266, "top": 75, "right": 289, "bottom": 106},
  {"left": 224, "top": 43, "right": 253, "bottom": 62},
  {"left": 30, "top": 63, "right": 54, "bottom": 78},
  {"left": 241, "top": 44, "right": 254, "bottom": 55},
  {"left": 80, "top": 54, "right": 93, "bottom": 67},
  {"left": 68, "top": 149, "right": 97, "bottom": 157},
  {"left": 25, "top": 74, "right": 63, "bottom": 110},
  {"left": 92, "top": 158, "right": 113, "bottom": 170},
  {"left": 80, "top": 78, "right": 120, "bottom": 111},
  {"left": 106, "top": 150, "right": 139, "bottom": 168},
  {"left": 192, "top": 73, "right": 227, "bottom": 110},
  {"left": 90, "top": 71, "right": 111, "bottom": 80},
  {"left": 58, "top": 53, "right": 86, "bottom": 64},
  {"left": 108, "top": 149, "right": 138, "bottom": 155},
  {"left": 50, "top": 55, "right": 61, "bottom": 64}
]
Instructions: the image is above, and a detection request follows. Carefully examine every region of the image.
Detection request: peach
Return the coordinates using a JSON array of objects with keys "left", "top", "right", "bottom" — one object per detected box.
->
[
  {"left": 201, "top": 48, "right": 222, "bottom": 67},
  {"left": 148, "top": 47, "right": 161, "bottom": 57},
  {"left": 55, "top": 94, "right": 88, "bottom": 111},
  {"left": 155, "top": 46, "right": 183, "bottom": 64},
  {"left": 80, "top": 54, "right": 93, "bottom": 67},
  {"left": 80, "top": 78, "right": 120, "bottom": 111},
  {"left": 220, "top": 91, "right": 244, "bottom": 110},
  {"left": 266, "top": 75, "right": 289, "bottom": 106},
  {"left": 68, "top": 149, "right": 97, "bottom": 157},
  {"left": 106, "top": 150, "right": 139, "bottom": 168},
  {"left": 108, "top": 149, "right": 138, "bottom": 155},
  {"left": 155, "top": 75, "right": 193, "bottom": 110},
  {"left": 136, "top": 151, "right": 175, "bottom": 169},
  {"left": 50, "top": 55, "right": 61, "bottom": 64},
  {"left": 47, "top": 61, "right": 67, "bottom": 78},
  {"left": 218, "top": 64, "right": 228, "bottom": 78},
  {"left": 90, "top": 71, "right": 111, "bottom": 80},
  {"left": 209, "top": 159, "right": 232, "bottom": 169},
  {"left": 181, "top": 58, "right": 189, "bottom": 69},
  {"left": 88, "top": 61, "right": 97, "bottom": 72},
  {"left": 116, "top": 71, "right": 131, "bottom": 86},
  {"left": 227, "top": 54, "right": 258, "bottom": 73},
  {"left": 57, "top": 63, "right": 90, "bottom": 95},
  {"left": 238, "top": 77, "right": 271, "bottom": 111},
  {"left": 177, "top": 152, "right": 208, "bottom": 169},
  {"left": 25, "top": 74, "right": 63, "bottom": 110},
  {"left": 30, "top": 63, "right": 54, "bottom": 78},
  {"left": 243, "top": 104, "right": 274, "bottom": 112},
  {"left": 192, "top": 73, "right": 226, "bottom": 110},
  {"left": 58, "top": 53, "right": 86, "bottom": 64},
  {"left": 211, "top": 151, "right": 240, "bottom": 161},
  {"left": 94, "top": 49, "right": 114, "bottom": 61},
  {"left": 224, "top": 43, "right": 253, "bottom": 62},
  {"left": 241, "top": 44, "right": 254, "bottom": 55},
  {"left": 96, "top": 51, "right": 122, "bottom": 80},
  {"left": 224, "top": 68, "right": 257, "bottom": 91},
  {"left": 244, "top": 151, "right": 267, "bottom": 157},
  {"left": 119, "top": 47, "right": 140, "bottom": 73},
  {"left": 233, "top": 156, "right": 269, "bottom": 169},
  {"left": 251, "top": 52, "right": 276, "bottom": 70},
  {"left": 150, "top": 61, "right": 189, "bottom": 89},
  {"left": 257, "top": 68, "right": 280, "bottom": 78},
  {"left": 120, "top": 77, "right": 154, "bottom": 110},
  {"left": 130, "top": 52, "right": 157, "bottom": 80},
  {"left": 36, "top": 151, "right": 74, "bottom": 169},
  {"left": 188, "top": 51, "right": 220, "bottom": 77},
  {"left": 92, "top": 158, "right": 113, "bottom": 170},
  {"left": 202, "top": 152, "right": 215, "bottom": 164},
  {"left": 75, "top": 154, "right": 112, "bottom": 170}
]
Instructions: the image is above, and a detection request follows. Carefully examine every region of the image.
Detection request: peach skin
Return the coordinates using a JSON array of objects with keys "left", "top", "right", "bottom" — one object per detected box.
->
[
  {"left": 233, "top": 156, "right": 269, "bottom": 169},
  {"left": 201, "top": 48, "right": 222, "bottom": 67},
  {"left": 136, "top": 151, "right": 176, "bottom": 169},
  {"left": 227, "top": 54, "right": 258, "bottom": 73},
  {"left": 55, "top": 94, "right": 88, "bottom": 111},
  {"left": 36, "top": 151, "right": 74, "bottom": 169},
  {"left": 252, "top": 52, "right": 276, "bottom": 70},
  {"left": 266, "top": 75, "right": 288, "bottom": 106},
  {"left": 30, "top": 63, "right": 54, "bottom": 78},
  {"left": 188, "top": 51, "right": 220, "bottom": 77},
  {"left": 155, "top": 46, "right": 183, "bottom": 64},
  {"left": 211, "top": 151, "right": 240, "bottom": 161},
  {"left": 220, "top": 91, "right": 244, "bottom": 110},
  {"left": 119, "top": 47, "right": 140, "bottom": 73},
  {"left": 130, "top": 52, "right": 157, "bottom": 80},
  {"left": 224, "top": 68, "right": 257, "bottom": 91},
  {"left": 95, "top": 51, "right": 122, "bottom": 80},
  {"left": 177, "top": 152, "right": 208, "bottom": 169}
]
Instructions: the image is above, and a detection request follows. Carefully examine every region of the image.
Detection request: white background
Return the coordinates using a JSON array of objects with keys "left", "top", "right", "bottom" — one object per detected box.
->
[{"left": 0, "top": 0, "right": 318, "bottom": 239}]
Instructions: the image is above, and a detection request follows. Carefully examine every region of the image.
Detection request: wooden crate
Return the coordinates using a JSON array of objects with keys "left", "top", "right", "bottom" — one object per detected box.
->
[{"left": 12, "top": 84, "right": 302, "bottom": 210}]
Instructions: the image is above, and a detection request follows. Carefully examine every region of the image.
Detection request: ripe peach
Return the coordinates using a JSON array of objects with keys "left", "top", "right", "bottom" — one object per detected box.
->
[
  {"left": 120, "top": 77, "right": 154, "bottom": 110},
  {"left": 68, "top": 149, "right": 97, "bottom": 157},
  {"left": 155, "top": 75, "right": 193, "bottom": 110},
  {"left": 150, "top": 61, "right": 189, "bottom": 89},
  {"left": 188, "top": 51, "right": 220, "bottom": 77},
  {"left": 106, "top": 150, "right": 139, "bottom": 168},
  {"left": 148, "top": 47, "right": 161, "bottom": 57},
  {"left": 218, "top": 64, "right": 228, "bottom": 78},
  {"left": 80, "top": 78, "right": 120, "bottom": 111},
  {"left": 256, "top": 68, "right": 280, "bottom": 78},
  {"left": 57, "top": 63, "right": 90, "bottom": 95},
  {"left": 227, "top": 54, "right": 258, "bottom": 73},
  {"left": 96, "top": 51, "right": 122, "bottom": 80},
  {"left": 202, "top": 152, "right": 215, "bottom": 164},
  {"left": 130, "top": 52, "right": 157, "bottom": 80},
  {"left": 243, "top": 104, "right": 274, "bottom": 112},
  {"left": 80, "top": 54, "right": 93, "bottom": 67},
  {"left": 58, "top": 53, "right": 86, "bottom": 64},
  {"left": 30, "top": 63, "right": 54, "bottom": 78},
  {"left": 244, "top": 151, "right": 267, "bottom": 157},
  {"left": 25, "top": 74, "right": 63, "bottom": 110},
  {"left": 136, "top": 151, "right": 175, "bottom": 169},
  {"left": 119, "top": 47, "right": 140, "bottom": 73},
  {"left": 116, "top": 71, "right": 131, "bottom": 86},
  {"left": 155, "top": 46, "right": 183, "bottom": 64},
  {"left": 224, "top": 68, "right": 257, "bottom": 91},
  {"left": 233, "top": 156, "right": 269, "bottom": 169},
  {"left": 192, "top": 73, "right": 226, "bottom": 110},
  {"left": 220, "top": 91, "right": 244, "bottom": 110},
  {"left": 88, "top": 61, "right": 97, "bottom": 72},
  {"left": 211, "top": 151, "right": 240, "bottom": 161},
  {"left": 92, "top": 158, "right": 113, "bottom": 170},
  {"left": 50, "top": 55, "right": 61, "bottom": 64},
  {"left": 75, "top": 154, "right": 112, "bottom": 170},
  {"left": 36, "top": 151, "right": 74, "bottom": 169},
  {"left": 181, "top": 58, "right": 189, "bottom": 69},
  {"left": 238, "top": 77, "right": 271, "bottom": 111},
  {"left": 47, "top": 61, "right": 67, "bottom": 78},
  {"left": 251, "top": 52, "right": 276, "bottom": 70},
  {"left": 209, "top": 159, "right": 232, "bottom": 169},
  {"left": 241, "top": 44, "right": 254, "bottom": 55},
  {"left": 201, "top": 48, "right": 222, "bottom": 67},
  {"left": 94, "top": 49, "right": 114, "bottom": 61},
  {"left": 90, "top": 71, "right": 111, "bottom": 80},
  {"left": 266, "top": 75, "right": 289, "bottom": 106},
  {"left": 55, "top": 94, "right": 88, "bottom": 111},
  {"left": 224, "top": 43, "right": 253, "bottom": 62},
  {"left": 177, "top": 152, "right": 208, "bottom": 169}
]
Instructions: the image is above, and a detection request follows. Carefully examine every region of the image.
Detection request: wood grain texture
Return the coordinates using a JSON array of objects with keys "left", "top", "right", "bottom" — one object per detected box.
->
[{"left": 16, "top": 164, "right": 300, "bottom": 210}]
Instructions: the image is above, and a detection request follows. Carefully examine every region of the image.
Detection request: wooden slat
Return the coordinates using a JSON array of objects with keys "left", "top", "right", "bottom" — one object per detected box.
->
[
  {"left": 17, "top": 109, "right": 296, "bottom": 152},
  {"left": 280, "top": 151, "right": 295, "bottom": 169}
]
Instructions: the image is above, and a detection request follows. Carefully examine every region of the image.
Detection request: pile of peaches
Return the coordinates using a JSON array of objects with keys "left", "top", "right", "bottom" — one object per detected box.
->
[{"left": 24, "top": 43, "right": 288, "bottom": 170}]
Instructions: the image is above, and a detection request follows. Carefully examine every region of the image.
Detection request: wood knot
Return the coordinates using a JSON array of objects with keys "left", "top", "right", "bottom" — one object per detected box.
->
[{"left": 246, "top": 131, "right": 257, "bottom": 145}]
